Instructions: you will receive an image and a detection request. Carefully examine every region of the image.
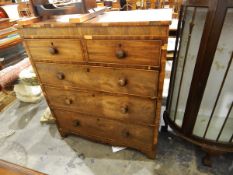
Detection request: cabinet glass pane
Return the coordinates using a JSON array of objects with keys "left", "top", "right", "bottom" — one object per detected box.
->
[
  {"left": 193, "top": 9, "right": 233, "bottom": 142},
  {"left": 218, "top": 109, "right": 233, "bottom": 142},
  {"left": 170, "top": 7, "right": 207, "bottom": 126}
]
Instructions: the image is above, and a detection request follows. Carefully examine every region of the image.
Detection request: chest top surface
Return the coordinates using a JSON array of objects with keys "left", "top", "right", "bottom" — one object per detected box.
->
[
  {"left": 18, "top": 9, "right": 172, "bottom": 28},
  {"left": 85, "top": 9, "right": 172, "bottom": 25}
]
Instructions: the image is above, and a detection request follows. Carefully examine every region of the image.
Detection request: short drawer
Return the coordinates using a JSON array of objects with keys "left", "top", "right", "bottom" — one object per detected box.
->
[
  {"left": 25, "top": 39, "right": 83, "bottom": 62},
  {"left": 45, "top": 86, "right": 156, "bottom": 124},
  {"left": 36, "top": 63, "right": 159, "bottom": 97},
  {"left": 86, "top": 40, "right": 162, "bottom": 66},
  {"left": 53, "top": 109, "right": 154, "bottom": 149}
]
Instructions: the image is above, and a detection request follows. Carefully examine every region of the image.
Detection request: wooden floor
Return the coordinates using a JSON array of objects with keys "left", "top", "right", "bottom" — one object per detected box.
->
[
  {"left": 0, "top": 90, "right": 16, "bottom": 112},
  {"left": 0, "top": 159, "right": 46, "bottom": 175}
]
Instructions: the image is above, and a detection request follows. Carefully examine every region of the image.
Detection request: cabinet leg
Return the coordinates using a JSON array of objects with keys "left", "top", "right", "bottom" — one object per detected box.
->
[
  {"left": 142, "top": 147, "right": 156, "bottom": 159},
  {"left": 59, "top": 129, "right": 68, "bottom": 138},
  {"left": 161, "top": 111, "right": 169, "bottom": 132},
  {"left": 201, "top": 148, "right": 223, "bottom": 167},
  {"left": 161, "top": 125, "right": 168, "bottom": 132},
  {"left": 202, "top": 153, "right": 212, "bottom": 167}
]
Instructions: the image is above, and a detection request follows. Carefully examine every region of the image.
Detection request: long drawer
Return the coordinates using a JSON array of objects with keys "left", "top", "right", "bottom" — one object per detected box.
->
[
  {"left": 25, "top": 39, "right": 84, "bottom": 62},
  {"left": 36, "top": 63, "right": 159, "bottom": 97},
  {"left": 86, "top": 40, "right": 162, "bottom": 66},
  {"left": 53, "top": 109, "right": 154, "bottom": 149},
  {"left": 45, "top": 86, "right": 156, "bottom": 124}
]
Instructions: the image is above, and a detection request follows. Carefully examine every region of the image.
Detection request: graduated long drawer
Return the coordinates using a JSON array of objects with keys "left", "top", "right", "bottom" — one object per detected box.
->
[
  {"left": 53, "top": 109, "right": 154, "bottom": 151},
  {"left": 45, "top": 86, "right": 157, "bottom": 125},
  {"left": 36, "top": 63, "right": 159, "bottom": 97}
]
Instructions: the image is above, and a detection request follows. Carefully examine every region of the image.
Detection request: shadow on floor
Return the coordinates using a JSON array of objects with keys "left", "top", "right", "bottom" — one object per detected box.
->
[{"left": 61, "top": 129, "right": 233, "bottom": 175}]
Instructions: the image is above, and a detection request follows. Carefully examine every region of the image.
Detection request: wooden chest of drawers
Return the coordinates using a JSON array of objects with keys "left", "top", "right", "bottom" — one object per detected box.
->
[{"left": 18, "top": 10, "right": 172, "bottom": 158}]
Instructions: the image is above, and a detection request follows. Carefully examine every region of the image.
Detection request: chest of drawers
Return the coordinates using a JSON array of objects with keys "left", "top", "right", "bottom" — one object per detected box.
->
[{"left": 19, "top": 10, "right": 172, "bottom": 158}]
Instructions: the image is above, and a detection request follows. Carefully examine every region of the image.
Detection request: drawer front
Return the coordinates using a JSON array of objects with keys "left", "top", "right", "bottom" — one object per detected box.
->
[
  {"left": 86, "top": 40, "right": 162, "bottom": 66},
  {"left": 25, "top": 39, "right": 83, "bottom": 62},
  {"left": 54, "top": 109, "right": 154, "bottom": 148},
  {"left": 45, "top": 87, "right": 156, "bottom": 124},
  {"left": 36, "top": 63, "right": 159, "bottom": 97}
]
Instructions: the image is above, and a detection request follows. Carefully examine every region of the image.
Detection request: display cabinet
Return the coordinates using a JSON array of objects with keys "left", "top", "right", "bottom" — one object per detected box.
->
[{"left": 164, "top": 0, "right": 233, "bottom": 166}]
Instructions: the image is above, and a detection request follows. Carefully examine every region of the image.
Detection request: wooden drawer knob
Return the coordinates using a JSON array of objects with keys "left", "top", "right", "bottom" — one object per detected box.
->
[
  {"left": 118, "top": 78, "right": 127, "bottom": 86},
  {"left": 116, "top": 50, "right": 126, "bottom": 59},
  {"left": 49, "top": 46, "right": 58, "bottom": 55},
  {"left": 65, "top": 98, "right": 73, "bottom": 105},
  {"left": 122, "top": 130, "right": 130, "bottom": 138},
  {"left": 121, "top": 105, "right": 128, "bottom": 114},
  {"left": 56, "top": 72, "right": 65, "bottom": 80},
  {"left": 73, "top": 120, "right": 80, "bottom": 127}
]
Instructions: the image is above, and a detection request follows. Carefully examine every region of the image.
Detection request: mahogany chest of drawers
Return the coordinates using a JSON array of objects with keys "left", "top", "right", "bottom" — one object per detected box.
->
[{"left": 18, "top": 10, "right": 172, "bottom": 158}]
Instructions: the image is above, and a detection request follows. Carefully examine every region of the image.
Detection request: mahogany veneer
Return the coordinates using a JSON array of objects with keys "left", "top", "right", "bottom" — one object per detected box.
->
[{"left": 19, "top": 9, "right": 172, "bottom": 158}]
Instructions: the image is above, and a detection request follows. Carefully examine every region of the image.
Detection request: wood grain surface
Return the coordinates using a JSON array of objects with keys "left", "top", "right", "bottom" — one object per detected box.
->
[
  {"left": 53, "top": 109, "right": 154, "bottom": 151},
  {"left": 35, "top": 62, "right": 159, "bottom": 97},
  {"left": 25, "top": 39, "right": 84, "bottom": 62},
  {"left": 0, "top": 159, "right": 46, "bottom": 175},
  {"left": 45, "top": 86, "right": 157, "bottom": 125},
  {"left": 18, "top": 9, "right": 171, "bottom": 159},
  {"left": 86, "top": 40, "right": 162, "bottom": 66}
]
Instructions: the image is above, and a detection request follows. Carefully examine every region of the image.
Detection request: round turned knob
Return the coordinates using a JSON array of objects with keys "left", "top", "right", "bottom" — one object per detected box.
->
[
  {"left": 121, "top": 105, "right": 128, "bottom": 114},
  {"left": 49, "top": 46, "right": 58, "bottom": 55},
  {"left": 65, "top": 98, "right": 73, "bottom": 105},
  {"left": 56, "top": 72, "right": 65, "bottom": 80},
  {"left": 122, "top": 130, "right": 130, "bottom": 138},
  {"left": 73, "top": 120, "right": 80, "bottom": 127},
  {"left": 116, "top": 50, "right": 126, "bottom": 59},
  {"left": 118, "top": 78, "right": 127, "bottom": 87}
]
